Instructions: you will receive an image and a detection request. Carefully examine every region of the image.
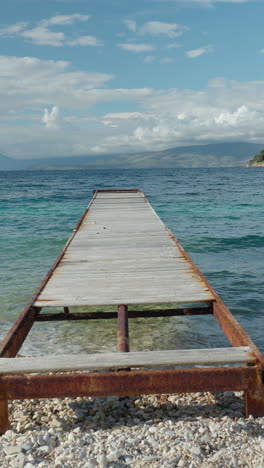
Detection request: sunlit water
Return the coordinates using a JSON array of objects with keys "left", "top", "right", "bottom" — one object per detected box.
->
[{"left": 1, "top": 167, "right": 263, "bottom": 355}]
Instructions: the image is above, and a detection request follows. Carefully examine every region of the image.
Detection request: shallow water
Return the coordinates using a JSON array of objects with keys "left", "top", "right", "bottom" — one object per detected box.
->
[{"left": 1, "top": 167, "right": 263, "bottom": 355}]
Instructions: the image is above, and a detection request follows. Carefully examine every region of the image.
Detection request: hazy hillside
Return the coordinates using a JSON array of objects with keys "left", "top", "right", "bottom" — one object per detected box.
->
[
  {"left": 1, "top": 142, "right": 263, "bottom": 170},
  {"left": 0, "top": 154, "right": 20, "bottom": 170}
]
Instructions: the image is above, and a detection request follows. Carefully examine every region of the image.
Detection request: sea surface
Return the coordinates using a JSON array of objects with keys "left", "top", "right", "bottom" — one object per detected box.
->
[{"left": 1, "top": 168, "right": 264, "bottom": 355}]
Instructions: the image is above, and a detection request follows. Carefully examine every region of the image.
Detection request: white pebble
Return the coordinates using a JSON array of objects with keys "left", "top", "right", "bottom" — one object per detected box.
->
[
  {"left": 190, "top": 446, "right": 202, "bottom": 456},
  {"left": 107, "top": 450, "right": 121, "bottom": 462},
  {"left": 97, "top": 454, "right": 107, "bottom": 468}
]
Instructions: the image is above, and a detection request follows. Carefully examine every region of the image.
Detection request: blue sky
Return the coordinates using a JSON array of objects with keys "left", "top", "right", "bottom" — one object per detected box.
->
[{"left": 0, "top": 0, "right": 263, "bottom": 158}]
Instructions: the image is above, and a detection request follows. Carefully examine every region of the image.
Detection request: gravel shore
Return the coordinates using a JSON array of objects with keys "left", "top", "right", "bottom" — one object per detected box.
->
[{"left": 1, "top": 391, "right": 264, "bottom": 468}]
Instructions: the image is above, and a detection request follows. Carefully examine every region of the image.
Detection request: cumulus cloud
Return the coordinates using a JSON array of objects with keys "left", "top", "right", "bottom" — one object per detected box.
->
[
  {"left": 0, "top": 56, "right": 116, "bottom": 111},
  {"left": 1, "top": 55, "right": 264, "bottom": 158},
  {"left": 139, "top": 21, "right": 189, "bottom": 38},
  {"left": 42, "top": 106, "right": 60, "bottom": 129},
  {"left": 21, "top": 27, "right": 65, "bottom": 47},
  {"left": 186, "top": 45, "right": 213, "bottom": 58},
  {"left": 79, "top": 79, "right": 264, "bottom": 154},
  {"left": 118, "top": 43, "right": 154, "bottom": 53}
]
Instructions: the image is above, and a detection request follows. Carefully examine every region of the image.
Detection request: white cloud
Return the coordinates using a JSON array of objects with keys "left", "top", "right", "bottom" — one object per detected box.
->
[
  {"left": 214, "top": 104, "right": 251, "bottom": 125},
  {"left": 0, "top": 56, "right": 116, "bottom": 110},
  {"left": 79, "top": 79, "right": 264, "bottom": 154},
  {"left": 42, "top": 106, "right": 60, "bottom": 129},
  {"left": 118, "top": 43, "right": 154, "bottom": 53},
  {"left": 260, "top": 48, "right": 264, "bottom": 54},
  {"left": 0, "top": 14, "right": 95, "bottom": 47},
  {"left": 1, "top": 55, "right": 264, "bottom": 158},
  {"left": 21, "top": 27, "right": 65, "bottom": 46},
  {"left": 186, "top": 45, "right": 213, "bottom": 58},
  {"left": 140, "top": 21, "right": 188, "bottom": 38},
  {"left": 124, "top": 20, "right": 137, "bottom": 32},
  {"left": 104, "top": 112, "right": 146, "bottom": 120},
  {"left": 68, "top": 35, "right": 103, "bottom": 47},
  {"left": 0, "top": 22, "right": 28, "bottom": 35},
  {"left": 41, "top": 14, "right": 90, "bottom": 27}
]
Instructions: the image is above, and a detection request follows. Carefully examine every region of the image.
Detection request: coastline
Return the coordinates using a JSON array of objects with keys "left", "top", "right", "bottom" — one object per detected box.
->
[{"left": 1, "top": 391, "right": 264, "bottom": 467}]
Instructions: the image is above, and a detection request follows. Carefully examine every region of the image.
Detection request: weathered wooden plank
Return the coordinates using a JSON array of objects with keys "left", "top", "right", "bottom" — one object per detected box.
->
[
  {"left": 41, "top": 274, "right": 209, "bottom": 284},
  {"left": 0, "top": 347, "right": 254, "bottom": 375}
]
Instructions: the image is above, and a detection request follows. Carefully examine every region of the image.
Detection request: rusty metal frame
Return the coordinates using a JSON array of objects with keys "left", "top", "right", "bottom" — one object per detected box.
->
[
  {"left": 0, "top": 366, "right": 260, "bottom": 400},
  {"left": 0, "top": 188, "right": 264, "bottom": 434},
  {"left": 34, "top": 305, "right": 213, "bottom": 322}
]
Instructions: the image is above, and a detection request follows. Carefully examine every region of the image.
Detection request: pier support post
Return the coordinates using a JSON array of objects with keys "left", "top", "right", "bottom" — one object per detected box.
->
[
  {"left": 117, "top": 305, "right": 129, "bottom": 352},
  {"left": 0, "top": 396, "right": 8, "bottom": 434},
  {"left": 244, "top": 370, "right": 264, "bottom": 417}
]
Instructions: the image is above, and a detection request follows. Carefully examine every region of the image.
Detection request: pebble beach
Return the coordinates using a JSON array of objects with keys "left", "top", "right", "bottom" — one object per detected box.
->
[{"left": 1, "top": 391, "right": 264, "bottom": 468}]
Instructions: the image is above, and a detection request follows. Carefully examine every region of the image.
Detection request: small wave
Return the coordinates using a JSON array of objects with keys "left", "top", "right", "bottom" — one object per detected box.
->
[{"left": 186, "top": 235, "right": 264, "bottom": 253}]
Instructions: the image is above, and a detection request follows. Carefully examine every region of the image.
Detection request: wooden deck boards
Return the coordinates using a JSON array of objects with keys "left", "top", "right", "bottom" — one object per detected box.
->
[
  {"left": 34, "top": 190, "right": 214, "bottom": 307},
  {"left": 0, "top": 347, "right": 254, "bottom": 374}
]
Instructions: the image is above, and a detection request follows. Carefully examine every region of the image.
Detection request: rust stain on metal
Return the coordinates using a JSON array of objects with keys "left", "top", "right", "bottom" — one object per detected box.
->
[
  {"left": 213, "top": 302, "right": 264, "bottom": 368},
  {"left": 0, "top": 397, "right": 8, "bottom": 434},
  {"left": 163, "top": 222, "right": 264, "bottom": 369},
  {"left": 0, "top": 307, "right": 40, "bottom": 358},
  {"left": 35, "top": 306, "right": 213, "bottom": 322},
  {"left": 244, "top": 367, "right": 264, "bottom": 417},
  {"left": 117, "top": 305, "right": 129, "bottom": 352},
  {"left": 0, "top": 366, "right": 259, "bottom": 401}
]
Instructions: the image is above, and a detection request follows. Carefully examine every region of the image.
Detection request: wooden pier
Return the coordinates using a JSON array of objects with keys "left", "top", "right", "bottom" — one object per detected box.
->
[{"left": 0, "top": 189, "right": 264, "bottom": 432}]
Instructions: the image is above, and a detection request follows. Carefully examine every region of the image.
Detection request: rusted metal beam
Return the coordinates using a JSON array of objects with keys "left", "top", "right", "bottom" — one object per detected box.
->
[
  {"left": 244, "top": 368, "right": 264, "bottom": 417},
  {"left": 35, "top": 306, "right": 213, "bottom": 322},
  {"left": 0, "top": 307, "right": 40, "bottom": 358},
  {"left": 165, "top": 227, "right": 264, "bottom": 369},
  {"left": 0, "top": 366, "right": 258, "bottom": 400},
  {"left": 0, "top": 397, "right": 8, "bottom": 435},
  {"left": 117, "top": 305, "right": 129, "bottom": 352},
  {"left": 213, "top": 302, "right": 264, "bottom": 368}
]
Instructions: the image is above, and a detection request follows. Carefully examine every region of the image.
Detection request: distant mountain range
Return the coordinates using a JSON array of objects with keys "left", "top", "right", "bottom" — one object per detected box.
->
[{"left": 1, "top": 142, "right": 263, "bottom": 170}]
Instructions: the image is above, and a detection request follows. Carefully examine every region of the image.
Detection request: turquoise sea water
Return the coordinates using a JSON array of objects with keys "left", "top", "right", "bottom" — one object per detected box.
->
[{"left": 1, "top": 168, "right": 264, "bottom": 355}]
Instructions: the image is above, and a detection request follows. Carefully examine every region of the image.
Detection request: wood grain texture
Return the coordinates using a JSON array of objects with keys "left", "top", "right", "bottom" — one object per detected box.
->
[
  {"left": 0, "top": 347, "right": 254, "bottom": 374},
  {"left": 34, "top": 190, "right": 214, "bottom": 307}
]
